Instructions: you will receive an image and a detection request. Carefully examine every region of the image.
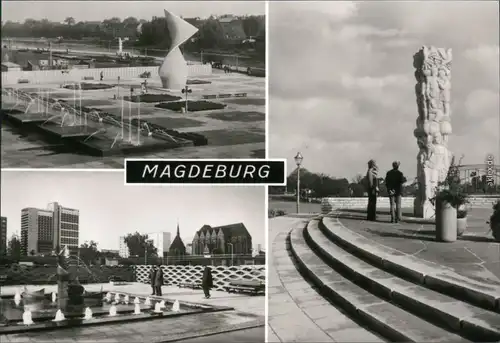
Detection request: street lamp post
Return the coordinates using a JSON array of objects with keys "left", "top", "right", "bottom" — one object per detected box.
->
[
  {"left": 294, "top": 152, "right": 303, "bottom": 214},
  {"left": 227, "top": 243, "right": 234, "bottom": 266},
  {"left": 181, "top": 86, "right": 192, "bottom": 113}
]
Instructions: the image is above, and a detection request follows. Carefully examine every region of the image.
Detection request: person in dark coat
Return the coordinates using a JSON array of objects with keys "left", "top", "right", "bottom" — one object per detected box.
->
[
  {"left": 149, "top": 266, "right": 157, "bottom": 295},
  {"left": 202, "top": 266, "right": 213, "bottom": 299},
  {"left": 385, "top": 161, "right": 407, "bottom": 223},
  {"left": 154, "top": 265, "right": 164, "bottom": 296},
  {"left": 366, "top": 159, "right": 379, "bottom": 221}
]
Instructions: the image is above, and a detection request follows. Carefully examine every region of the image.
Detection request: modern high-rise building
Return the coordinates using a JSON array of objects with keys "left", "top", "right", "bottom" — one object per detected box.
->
[
  {"left": 20, "top": 202, "right": 79, "bottom": 256},
  {"left": 0, "top": 216, "right": 7, "bottom": 255},
  {"left": 119, "top": 236, "right": 129, "bottom": 258},
  {"left": 149, "top": 232, "right": 172, "bottom": 258}
]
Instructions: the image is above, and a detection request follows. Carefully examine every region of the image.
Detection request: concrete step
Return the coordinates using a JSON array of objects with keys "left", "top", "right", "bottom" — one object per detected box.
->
[
  {"left": 321, "top": 216, "right": 500, "bottom": 313},
  {"left": 307, "top": 220, "right": 500, "bottom": 341},
  {"left": 290, "top": 223, "right": 469, "bottom": 342},
  {"left": 270, "top": 230, "right": 386, "bottom": 342}
]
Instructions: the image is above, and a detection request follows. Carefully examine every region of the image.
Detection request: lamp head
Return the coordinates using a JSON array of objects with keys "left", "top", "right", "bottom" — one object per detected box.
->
[{"left": 294, "top": 152, "right": 303, "bottom": 166}]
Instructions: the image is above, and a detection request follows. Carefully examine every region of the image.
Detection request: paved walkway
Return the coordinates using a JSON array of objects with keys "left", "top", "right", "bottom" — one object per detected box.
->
[
  {"left": 268, "top": 216, "right": 385, "bottom": 342},
  {"left": 335, "top": 208, "right": 500, "bottom": 283},
  {"left": 0, "top": 283, "right": 264, "bottom": 316}
]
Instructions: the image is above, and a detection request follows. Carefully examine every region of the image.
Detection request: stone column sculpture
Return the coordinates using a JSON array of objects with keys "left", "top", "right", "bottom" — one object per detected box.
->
[
  {"left": 413, "top": 46, "right": 453, "bottom": 218},
  {"left": 158, "top": 10, "right": 198, "bottom": 89}
]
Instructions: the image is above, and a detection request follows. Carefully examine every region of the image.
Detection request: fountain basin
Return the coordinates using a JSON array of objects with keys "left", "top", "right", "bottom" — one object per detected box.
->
[
  {"left": 0, "top": 292, "right": 234, "bottom": 334},
  {"left": 2, "top": 110, "right": 52, "bottom": 125}
]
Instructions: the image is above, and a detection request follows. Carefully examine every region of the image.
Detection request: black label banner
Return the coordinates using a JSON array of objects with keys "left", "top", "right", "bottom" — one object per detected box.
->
[{"left": 125, "top": 159, "right": 286, "bottom": 185}]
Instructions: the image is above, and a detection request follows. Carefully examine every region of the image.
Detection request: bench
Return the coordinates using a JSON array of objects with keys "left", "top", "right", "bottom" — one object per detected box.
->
[
  {"left": 224, "top": 280, "right": 265, "bottom": 295},
  {"left": 178, "top": 282, "right": 202, "bottom": 289}
]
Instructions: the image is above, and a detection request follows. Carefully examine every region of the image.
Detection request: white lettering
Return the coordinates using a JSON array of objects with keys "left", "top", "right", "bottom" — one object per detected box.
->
[
  {"left": 258, "top": 165, "right": 270, "bottom": 179},
  {"left": 202, "top": 165, "right": 213, "bottom": 178},
  {"left": 188, "top": 165, "right": 201, "bottom": 178},
  {"left": 215, "top": 165, "right": 227, "bottom": 178},
  {"left": 142, "top": 164, "right": 158, "bottom": 178},
  {"left": 159, "top": 165, "right": 170, "bottom": 178},
  {"left": 174, "top": 165, "right": 186, "bottom": 178},
  {"left": 229, "top": 165, "right": 242, "bottom": 178},
  {"left": 243, "top": 165, "right": 256, "bottom": 179}
]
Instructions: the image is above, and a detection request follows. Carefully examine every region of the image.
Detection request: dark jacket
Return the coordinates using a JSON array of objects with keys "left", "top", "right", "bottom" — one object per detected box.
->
[
  {"left": 154, "top": 267, "right": 164, "bottom": 286},
  {"left": 149, "top": 268, "right": 157, "bottom": 286},
  {"left": 202, "top": 267, "right": 213, "bottom": 289},
  {"left": 366, "top": 167, "right": 379, "bottom": 194},
  {"left": 385, "top": 169, "right": 406, "bottom": 196}
]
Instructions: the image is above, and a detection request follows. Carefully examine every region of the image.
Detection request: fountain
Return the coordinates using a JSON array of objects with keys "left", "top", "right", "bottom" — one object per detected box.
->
[
  {"left": 134, "top": 297, "right": 140, "bottom": 304},
  {"left": 153, "top": 302, "right": 163, "bottom": 314},
  {"left": 109, "top": 305, "right": 117, "bottom": 317},
  {"left": 124, "top": 295, "right": 130, "bottom": 304},
  {"left": 144, "top": 297, "right": 151, "bottom": 306},
  {"left": 133, "top": 303, "right": 141, "bottom": 315},
  {"left": 84, "top": 307, "right": 93, "bottom": 320},
  {"left": 114, "top": 293, "right": 121, "bottom": 303},
  {"left": 172, "top": 300, "right": 180, "bottom": 312},
  {"left": 53, "top": 309, "right": 65, "bottom": 322},
  {"left": 51, "top": 292, "right": 57, "bottom": 303},
  {"left": 105, "top": 292, "right": 112, "bottom": 302},
  {"left": 159, "top": 300, "right": 166, "bottom": 309},
  {"left": 22, "top": 308, "right": 34, "bottom": 325},
  {"left": 13, "top": 290, "right": 21, "bottom": 305}
]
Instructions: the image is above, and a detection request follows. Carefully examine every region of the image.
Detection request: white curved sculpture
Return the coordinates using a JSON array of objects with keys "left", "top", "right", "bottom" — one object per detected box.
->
[
  {"left": 413, "top": 46, "right": 453, "bottom": 218},
  {"left": 158, "top": 9, "right": 198, "bottom": 89}
]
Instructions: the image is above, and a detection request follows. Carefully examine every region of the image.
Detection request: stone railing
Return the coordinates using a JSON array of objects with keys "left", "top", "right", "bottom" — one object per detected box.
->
[
  {"left": 1, "top": 65, "right": 212, "bottom": 85},
  {"left": 321, "top": 196, "right": 500, "bottom": 214},
  {"left": 0, "top": 265, "right": 135, "bottom": 285},
  {"left": 135, "top": 265, "right": 265, "bottom": 292}
]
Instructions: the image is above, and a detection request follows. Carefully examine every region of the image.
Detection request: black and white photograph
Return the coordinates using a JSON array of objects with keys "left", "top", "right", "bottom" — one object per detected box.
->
[
  {"left": 1, "top": 1, "right": 266, "bottom": 168},
  {"left": 268, "top": 1, "right": 500, "bottom": 342},
  {"left": 0, "top": 170, "right": 265, "bottom": 342}
]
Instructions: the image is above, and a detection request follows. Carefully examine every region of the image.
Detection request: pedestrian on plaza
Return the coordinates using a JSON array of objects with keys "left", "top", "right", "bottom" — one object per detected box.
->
[
  {"left": 202, "top": 266, "right": 213, "bottom": 299},
  {"left": 385, "top": 161, "right": 407, "bottom": 223},
  {"left": 149, "top": 266, "right": 157, "bottom": 295},
  {"left": 366, "top": 159, "right": 379, "bottom": 221},
  {"left": 154, "top": 264, "right": 164, "bottom": 296},
  {"left": 100, "top": 71, "right": 104, "bottom": 81}
]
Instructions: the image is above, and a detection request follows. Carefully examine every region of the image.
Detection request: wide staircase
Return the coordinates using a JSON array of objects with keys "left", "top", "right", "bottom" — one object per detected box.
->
[{"left": 285, "top": 215, "right": 500, "bottom": 342}]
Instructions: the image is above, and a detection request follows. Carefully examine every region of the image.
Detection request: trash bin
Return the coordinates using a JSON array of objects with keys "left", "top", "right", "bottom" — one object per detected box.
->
[{"left": 435, "top": 199, "right": 457, "bottom": 242}]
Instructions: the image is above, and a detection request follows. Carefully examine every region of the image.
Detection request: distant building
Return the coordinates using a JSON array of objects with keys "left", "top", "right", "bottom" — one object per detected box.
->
[
  {"left": 0, "top": 216, "right": 7, "bottom": 255},
  {"left": 149, "top": 232, "right": 172, "bottom": 258},
  {"left": 20, "top": 202, "right": 79, "bottom": 256},
  {"left": 169, "top": 223, "right": 186, "bottom": 256},
  {"left": 119, "top": 236, "right": 129, "bottom": 258},
  {"left": 101, "top": 249, "right": 119, "bottom": 255},
  {"left": 218, "top": 15, "right": 247, "bottom": 41},
  {"left": 1, "top": 62, "right": 22, "bottom": 72},
  {"left": 192, "top": 223, "right": 252, "bottom": 255}
]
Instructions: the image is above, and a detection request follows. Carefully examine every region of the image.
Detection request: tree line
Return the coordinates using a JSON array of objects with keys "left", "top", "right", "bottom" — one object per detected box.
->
[
  {"left": 270, "top": 166, "right": 497, "bottom": 199},
  {"left": 1, "top": 15, "right": 265, "bottom": 56}
]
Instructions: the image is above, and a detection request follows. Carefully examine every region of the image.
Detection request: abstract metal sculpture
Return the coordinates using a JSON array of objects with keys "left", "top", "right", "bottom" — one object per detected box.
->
[
  {"left": 159, "top": 10, "right": 198, "bottom": 89},
  {"left": 413, "top": 46, "right": 453, "bottom": 218}
]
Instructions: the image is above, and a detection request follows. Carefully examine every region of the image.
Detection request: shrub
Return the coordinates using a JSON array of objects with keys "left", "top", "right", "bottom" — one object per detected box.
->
[
  {"left": 124, "top": 94, "right": 181, "bottom": 103},
  {"left": 457, "top": 209, "right": 467, "bottom": 219},
  {"left": 155, "top": 100, "right": 226, "bottom": 112},
  {"left": 490, "top": 200, "right": 500, "bottom": 241},
  {"left": 64, "top": 83, "right": 114, "bottom": 90},
  {"left": 268, "top": 209, "right": 287, "bottom": 218}
]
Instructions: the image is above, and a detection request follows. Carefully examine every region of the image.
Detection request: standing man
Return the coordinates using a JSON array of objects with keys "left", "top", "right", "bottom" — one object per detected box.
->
[
  {"left": 202, "top": 266, "right": 213, "bottom": 299},
  {"left": 366, "top": 160, "right": 379, "bottom": 221},
  {"left": 154, "top": 264, "right": 164, "bottom": 296},
  {"left": 149, "top": 266, "right": 156, "bottom": 296},
  {"left": 100, "top": 71, "right": 104, "bottom": 81},
  {"left": 385, "top": 161, "right": 407, "bottom": 223}
]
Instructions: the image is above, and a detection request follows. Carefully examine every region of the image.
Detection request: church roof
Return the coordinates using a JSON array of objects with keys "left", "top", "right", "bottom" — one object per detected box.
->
[
  {"left": 195, "top": 222, "right": 250, "bottom": 239},
  {"left": 169, "top": 222, "right": 186, "bottom": 251}
]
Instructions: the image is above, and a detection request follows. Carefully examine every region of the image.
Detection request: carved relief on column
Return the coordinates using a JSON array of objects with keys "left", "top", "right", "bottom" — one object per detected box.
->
[{"left": 413, "top": 46, "right": 453, "bottom": 218}]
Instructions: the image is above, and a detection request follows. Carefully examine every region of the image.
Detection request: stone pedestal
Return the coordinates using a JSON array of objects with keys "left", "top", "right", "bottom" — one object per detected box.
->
[{"left": 413, "top": 46, "right": 453, "bottom": 218}]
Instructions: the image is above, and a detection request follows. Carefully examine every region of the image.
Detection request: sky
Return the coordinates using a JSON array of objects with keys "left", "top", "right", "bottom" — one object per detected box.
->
[
  {"left": 2, "top": 1, "right": 265, "bottom": 22},
  {"left": 269, "top": 1, "right": 499, "bottom": 180},
  {"left": 1, "top": 171, "right": 265, "bottom": 251}
]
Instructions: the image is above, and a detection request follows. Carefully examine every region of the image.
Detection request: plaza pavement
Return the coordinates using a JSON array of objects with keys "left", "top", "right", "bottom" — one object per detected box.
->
[
  {"left": 0, "top": 283, "right": 264, "bottom": 343},
  {"left": 1, "top": 69, "right": 265, "bottom": 168}
]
